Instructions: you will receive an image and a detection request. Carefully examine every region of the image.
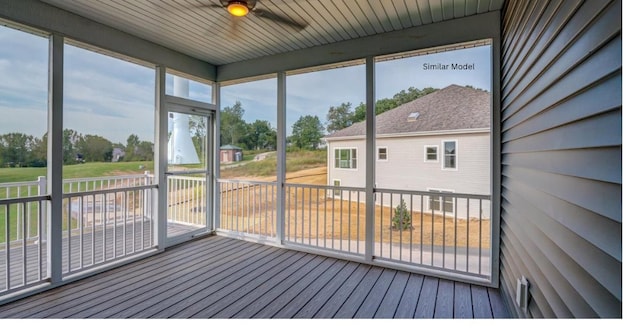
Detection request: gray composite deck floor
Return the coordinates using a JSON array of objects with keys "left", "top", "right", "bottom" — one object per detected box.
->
[{"left": 0, "top": 235, "right": 509, "bottom": 319}]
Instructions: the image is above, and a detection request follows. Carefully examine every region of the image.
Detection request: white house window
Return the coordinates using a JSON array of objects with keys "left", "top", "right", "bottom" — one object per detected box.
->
[
  {"left": 335, "top": 148, "right": 357, "bottom": 169},
  {"left": 377, "top": 147, "right": 388, "bottom": 161},
  {"left": 424, "top": 145, "right": 438, "bottom": 162},
  {"left": 428, "top": 189, "right": 454, "bottom": 213},
  {"left": 443, "top": 140, "right": 457, "bottom": 169}
]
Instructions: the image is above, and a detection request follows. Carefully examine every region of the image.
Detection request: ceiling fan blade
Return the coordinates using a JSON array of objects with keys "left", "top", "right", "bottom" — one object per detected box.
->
[{"left": 252, "top": 8, "right": 307, "bottom": 30}]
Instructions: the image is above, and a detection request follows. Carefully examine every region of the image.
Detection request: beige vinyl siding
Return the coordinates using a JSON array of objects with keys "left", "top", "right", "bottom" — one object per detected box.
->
[
  {"left": 500, "top": 0, "right": 621, "bottom": 318},
  {"left": 374, "top": 133, "right": 490, "bottom": 195}
]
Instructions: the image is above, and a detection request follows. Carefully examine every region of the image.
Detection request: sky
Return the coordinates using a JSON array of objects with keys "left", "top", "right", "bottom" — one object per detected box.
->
[
  {"left": 0, "top": 23, "right": 490, "bottom": 143},
  {"left": 222, "top": 44, "right": 491, "bottom": 135}
]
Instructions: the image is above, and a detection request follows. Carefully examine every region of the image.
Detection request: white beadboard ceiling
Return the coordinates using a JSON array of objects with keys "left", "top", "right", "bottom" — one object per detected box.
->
[{"left": 39, "top": 0, "right": 504, "bottom": 66}]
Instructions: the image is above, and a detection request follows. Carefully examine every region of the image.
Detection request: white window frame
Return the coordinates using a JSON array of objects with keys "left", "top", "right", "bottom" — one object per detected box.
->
[
  {"left": 377, "top": 146, "right": 388, "bottom": 161},
  {"left": 428, "top": 188, "right": 455, "bottom": 214},
  {"left": 424, "top": 145, "right": 438, "bottom": 162},
  {"left": 442, "top": 140, "right": 458, "bottom": 171},
  {"left": 334, "top": 147, "right": 358, "bottom": 170}
]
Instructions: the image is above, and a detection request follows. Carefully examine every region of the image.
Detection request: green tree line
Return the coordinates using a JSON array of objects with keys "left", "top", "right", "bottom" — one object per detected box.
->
[
  {"left": 1, "top": 86, "right": 439, "bottom": 167},
  {"left": 0, "top": 130, "right": 153, "bottom": 167},
  {"left": 325, "top": 86, "right": 439, "bottom": 134}
]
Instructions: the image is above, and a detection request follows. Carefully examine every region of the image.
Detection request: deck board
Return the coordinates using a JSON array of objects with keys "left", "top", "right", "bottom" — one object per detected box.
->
[
  {"left": 353, "top": 268, "right": 397, "bottom": 318},
  {"left": 374, "top": 271, "right": 410, "bottom": 318},
  {"left": 393, "top": 273, "right": 423, "bottom": 318},
  {"left": 290, "top": 261, "right": 361, "bottom": 318},
  {"left": 333, "top": 266, "right": 384, "bottom": 318},
  {"left": 414, "top": 276, "right": 439, "bottom": 318},
  {"left": 454, "top": 282, "right": 473, "bottom": 318},
  {"left": 434, "top": 279, "right": 455, "bottom": 318},
  {"left": 0, "top": 235, "right": 509, "bottom": 319}
]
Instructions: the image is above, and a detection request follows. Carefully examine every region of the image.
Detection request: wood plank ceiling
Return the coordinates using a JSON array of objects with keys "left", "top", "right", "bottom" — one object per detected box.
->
[{"left": 39, "top": 0, "right": 504, "bottom": 66}]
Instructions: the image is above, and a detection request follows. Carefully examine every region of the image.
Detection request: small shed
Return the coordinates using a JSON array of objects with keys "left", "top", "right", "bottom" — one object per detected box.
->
[{"left": 220, "top": 144, "right": 243, "bottom": 163}]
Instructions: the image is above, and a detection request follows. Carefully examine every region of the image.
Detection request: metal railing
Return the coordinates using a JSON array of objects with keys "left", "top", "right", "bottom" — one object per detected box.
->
[
  {"left": 285, "top": 183, "right": 366, "bottom": 256},
  {"left": 374, "top": 188, "right": 491, "bottom": 279},
  {"left": 1, "top": 174, "right": 157, "bottom": 293},
  {"left": 61, "top": 184, "right": 156, "bottom": 275},
  {"left": 218, "top": 179, "right": 492, "bottom": 282},
  {"left": 218, "top": 179, "right": 277, "bottom": 240},
  {"left": 167, "top": 175, "right": 207, "bottom": 228},
  {"left": 0, "top": 195, "right": 49, "bottom": 294}
]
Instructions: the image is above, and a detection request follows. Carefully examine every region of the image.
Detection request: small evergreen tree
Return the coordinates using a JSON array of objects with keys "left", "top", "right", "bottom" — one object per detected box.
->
[{"left": 392, "top": 198, "right": 412, "bottom": 230}]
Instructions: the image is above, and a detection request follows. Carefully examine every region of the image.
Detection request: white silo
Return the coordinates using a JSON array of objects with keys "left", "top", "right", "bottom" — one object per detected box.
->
[{"left": 168, "top": 77, "right": 200, "bottom": 164}]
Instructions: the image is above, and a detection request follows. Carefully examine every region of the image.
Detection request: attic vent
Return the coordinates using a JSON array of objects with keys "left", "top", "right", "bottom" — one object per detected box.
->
[{"left": 407, "top": 112, "right": 420, "bottom": 122}]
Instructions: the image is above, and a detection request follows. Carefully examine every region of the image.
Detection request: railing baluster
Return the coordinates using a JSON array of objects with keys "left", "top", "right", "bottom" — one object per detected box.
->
[
  {"left": 21, "top": 203, "right": 26, "bottom": 286},
  {"left": 103, "top": 193, "right": 107, "bottom": 263},
  {"left": 5, "top": 205, "right": 10, "bottom": 289},
  {"left": 420, "top": 195, "right": 424, "bottom": 265},
  {"left": 316, "top": 188, "right": 320, "bottom": 248},
  {"left": 479, "top": 199, "right": 483, "bottom": 275}
]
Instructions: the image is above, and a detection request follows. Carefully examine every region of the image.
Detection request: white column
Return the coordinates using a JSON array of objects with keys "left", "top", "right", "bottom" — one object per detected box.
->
[
  {"left": 47, "top": 33, "right": 64, "bottom": 282},
  {"left": 364, "top": 56, "right": 376, "bottom": 262},
  {"left": 154, "top": 66, "right": 168, "bottom": 251},
  {"left": 212, "top": 82, "right": 221, "bottom": 231},
  {"left": 276, "top": 71, "right": 286, "bottom": 244}
]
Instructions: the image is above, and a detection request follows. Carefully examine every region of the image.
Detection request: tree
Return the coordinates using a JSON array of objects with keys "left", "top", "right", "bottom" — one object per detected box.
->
[
  {"left": 62, "top": 129, "right": 82, "bottom": 164},
  {"left": 190, "top": 115, "right": 207, "bottom": 160},
  {"left": 392, "top": 198, "right": 412, "bottom": 230},
  {"left": 77, "top": 134, "right": 113, "bottom": 162},
  {"left": 351, "top": 87, "right": 439, "bottom": 123},
  {"left": 30, "top": 133, "right": 48, "bottom": 167},
  {"left": 135, "top": 141, "right": 154, "bottom": 161},
  {"left": 220, "top": 101, "right": 248, "bottom": 146},
  {"left": 124, "top": 134, "right": 140, "bottom": 161},
  {"left": 243, "top": 120, "right": 277, "bottom": 150},
  {"left": 289, "top": 115, "right": 325, "bottom": 150},
  {"left": 0, "top": 133, "right": 34, "bottom": 167},
  {"left": 326, "top": 102, "right": 354, "bottom": 133}
]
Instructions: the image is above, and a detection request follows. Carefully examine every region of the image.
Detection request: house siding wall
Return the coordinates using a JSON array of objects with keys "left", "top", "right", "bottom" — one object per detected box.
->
[
  {"left": 375, "top": 133, "right": 490, "bottom": 196},
  {"left": 500, "top": 0, "right": 621, "bottom": 318},
  {"left": 327, "top": 132, "right": 491, "bottom": 218}
]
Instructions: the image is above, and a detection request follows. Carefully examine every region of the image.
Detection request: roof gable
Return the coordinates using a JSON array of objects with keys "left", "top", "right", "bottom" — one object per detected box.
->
[{"left": 326, "top": 85, "right": 490, "bottom": 139}]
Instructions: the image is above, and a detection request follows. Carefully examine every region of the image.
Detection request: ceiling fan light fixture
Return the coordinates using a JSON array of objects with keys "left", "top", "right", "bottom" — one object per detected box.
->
[{"left": 227, "top": 1, "right": 250, "bottom": 17}]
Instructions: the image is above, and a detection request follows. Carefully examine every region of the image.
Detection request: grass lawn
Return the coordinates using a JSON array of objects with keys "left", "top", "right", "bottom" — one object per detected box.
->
[{"left": 0, "top": 161, "right": 153, "bottom": 184}]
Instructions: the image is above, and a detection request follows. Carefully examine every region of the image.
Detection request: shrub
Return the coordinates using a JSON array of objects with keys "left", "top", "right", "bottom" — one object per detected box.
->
[{"left": 392, "top": 198, "right": 412, "bottom": 230}]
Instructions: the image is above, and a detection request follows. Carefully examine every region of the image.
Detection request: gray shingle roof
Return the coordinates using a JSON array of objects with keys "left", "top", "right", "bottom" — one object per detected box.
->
[{"left": 325, "top": 84, "right": 490, "bottom": 139}]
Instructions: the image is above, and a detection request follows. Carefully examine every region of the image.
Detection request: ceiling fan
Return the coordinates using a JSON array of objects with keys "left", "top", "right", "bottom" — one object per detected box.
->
[{"left": 206, "top": 0, "right": 307, "bottom": 31}]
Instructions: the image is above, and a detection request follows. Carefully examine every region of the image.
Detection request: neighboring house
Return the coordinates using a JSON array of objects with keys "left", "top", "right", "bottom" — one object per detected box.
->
[
  {"left": 112, "top": 148, "right": 125, "bottom": 162},
  {"left": 220, "top": 144, "right": 243, "bottom": 163},
  {"left": 324, "top": 84, "right": 490, "bottom": 218}
]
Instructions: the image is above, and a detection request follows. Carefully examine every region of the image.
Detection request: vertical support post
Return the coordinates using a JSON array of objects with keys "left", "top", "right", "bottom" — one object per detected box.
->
[
  {"left": 490, "top": 35, "right": 502, "bottom": 288},
  {"left": 154, "top": 66, "right": 168, "bottom": 251},
  {"left": 47, "top": 33, "right": 64, "bottom": 283},
  {"left": 276, "top": 71, "right": 286, "bottom": 245},
  {"left": 364, "top": 56, "right": 376, "bottom": 262},
  {"left": 212, "top": 82, "right": 221, "bottom": 232}
]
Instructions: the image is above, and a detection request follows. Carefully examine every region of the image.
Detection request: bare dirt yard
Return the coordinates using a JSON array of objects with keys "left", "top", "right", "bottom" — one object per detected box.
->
[{"left": 219, "top": 166, "right": 490, "bottom": 249}]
